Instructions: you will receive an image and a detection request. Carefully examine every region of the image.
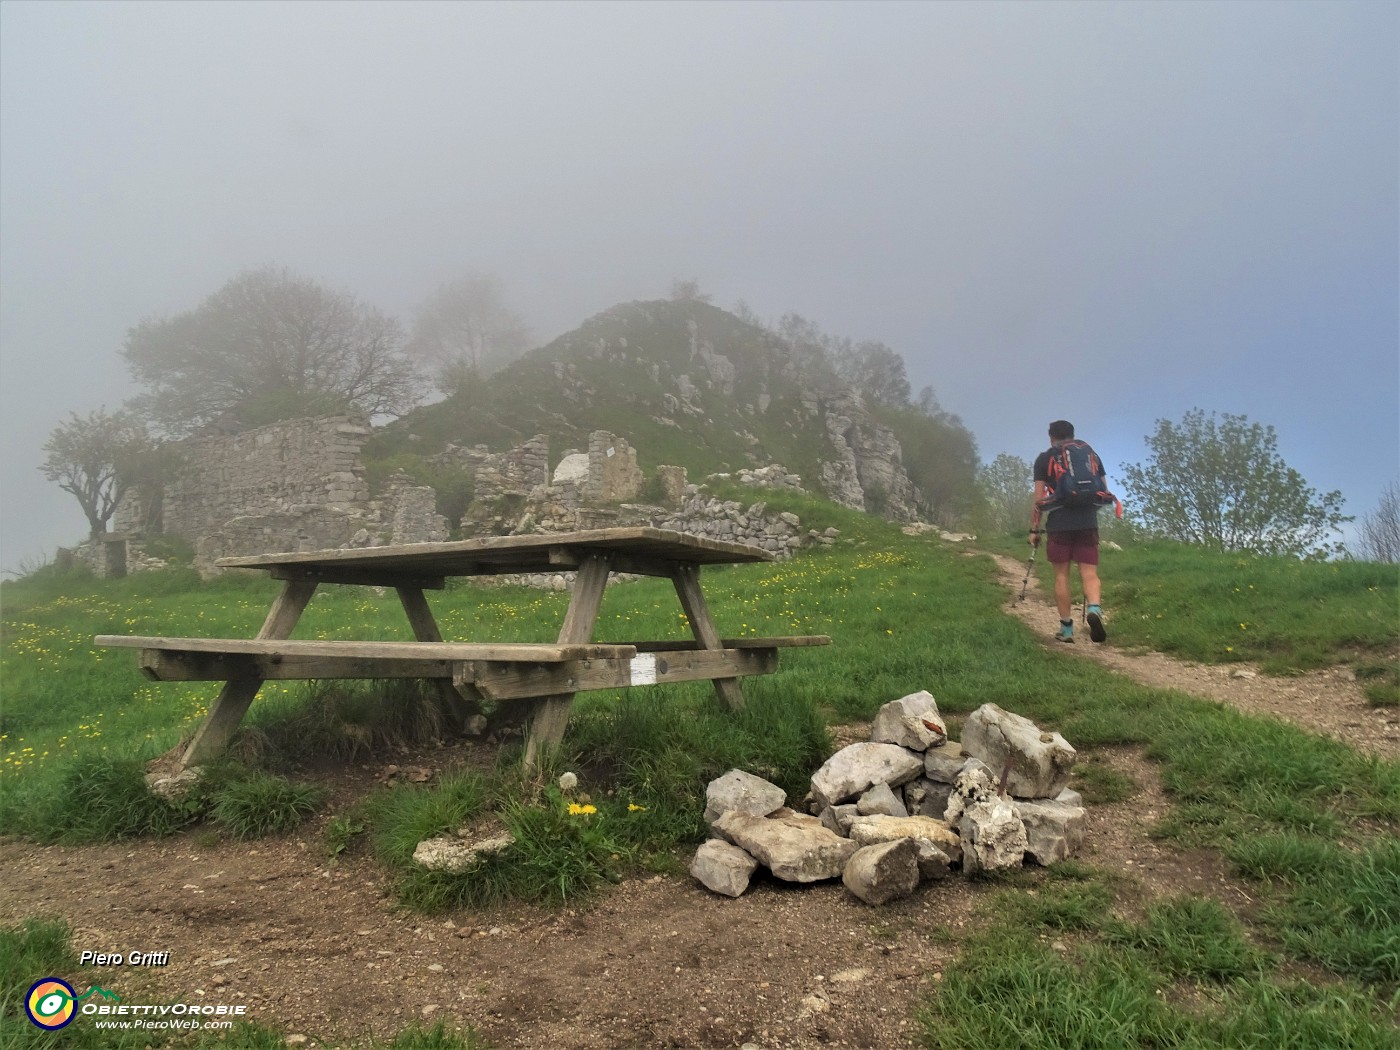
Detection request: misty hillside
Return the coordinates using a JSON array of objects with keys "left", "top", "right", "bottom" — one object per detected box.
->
[{"left": 367, "top": 299, "right": 979, "bottom": 520}]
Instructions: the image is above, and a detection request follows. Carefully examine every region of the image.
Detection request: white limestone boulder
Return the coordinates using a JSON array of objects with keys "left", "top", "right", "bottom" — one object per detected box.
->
[
  {"left": 856, "top": 781, "right": 908, "bottom": 818},
  {"left": 690, "top": 839, "right": 759, "bottom": 897},
  {"left": 810, "top": 743, "right": 925, "bottom": 809},
  {"left": 412, "top": 832, "right": 515, "bottom": 874},
  {"left": 704, "top": 769, "right": 787, "bottom": 824},
  {"left": 846, "top": 813, "right": 963, "bottom": 867},
  {"left": 711, "top": 809, "right": 858, "bottom": 882},
  {"left": 922, "top": 742, "right": 967, "bottom": 783},
  {"left": 1016, "top": 798, "right": 1087, "bottom": 865},
  {"left": 552, "top": 453, "right": 590, "bottom": 484},
  {"left": 902, "top": 776, "right": 953, "bottom": 819},
  {"left": 959, "top": 704, "right": 1076, "bottom": 799},
  {"left": 818, "top": 804, "right": 860, "bottom": 836},
  {"left": 959, "top": 799, "right": 1028, "bottom": 874},
  {"left": 870, "top": 690, "right": 947, "bottom": 751},
  {"left": 842, "top": 839, "right": 921, "bottom": 905},
  {"left": 942, "top": 764, "right": 997, "bottom": 827}
]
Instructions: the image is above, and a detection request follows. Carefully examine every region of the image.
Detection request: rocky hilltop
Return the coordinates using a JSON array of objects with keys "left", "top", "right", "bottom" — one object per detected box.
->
[{"left": 370, "top": 299, "right": 975, "bottom": 523}]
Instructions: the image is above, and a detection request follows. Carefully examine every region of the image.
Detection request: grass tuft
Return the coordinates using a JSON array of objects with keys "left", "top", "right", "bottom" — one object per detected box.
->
[
  {"left": 364, "top": 772, "right": 492, "bottom": 866},
  {"left": 1069, "top": 759, "right": 1139, "bottom": 805},
  {"left": 1105, "top": 896, "right": 1271, "bottom": 982},
  {"left": 209, "top": 772, "right": 326, "bottom": 839},
  {"left": 12, "top": 754, "right": 195, "bottom": 843}
]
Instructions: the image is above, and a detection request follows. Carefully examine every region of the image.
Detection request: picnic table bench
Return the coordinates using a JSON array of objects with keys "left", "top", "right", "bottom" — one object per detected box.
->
[{"left": 95, "top": 528, "right": 828, "bottom": 771}]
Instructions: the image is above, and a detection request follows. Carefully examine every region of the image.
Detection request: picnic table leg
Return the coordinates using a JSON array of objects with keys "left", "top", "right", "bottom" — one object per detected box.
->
[
  {"left": 522, "top": 553, "right": 611, "bottom": 772},
  {"left": 672, "top": 564, "right": 746, "bottom": 711},
  {"left": 179, "top": 580, "right": 318, "bottom": 768},
  {"left": 396, "top": 586, "right": 481, "bottom": 727}
]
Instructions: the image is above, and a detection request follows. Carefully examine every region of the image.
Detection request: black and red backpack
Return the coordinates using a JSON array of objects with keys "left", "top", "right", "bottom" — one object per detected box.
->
[{"left": 1039, "top": 440, "right": 1123, "bottom": 517}]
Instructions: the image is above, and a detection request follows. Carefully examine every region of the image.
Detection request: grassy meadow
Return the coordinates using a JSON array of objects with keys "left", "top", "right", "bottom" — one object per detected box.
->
[{"left": 1, "top": 506, "right": 1397, "bottom": 1047}]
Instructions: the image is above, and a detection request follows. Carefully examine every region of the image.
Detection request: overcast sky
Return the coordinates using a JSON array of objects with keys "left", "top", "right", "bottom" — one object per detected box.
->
[{"left": 1, "top": 0, "right": 1395, "bottom": 571}]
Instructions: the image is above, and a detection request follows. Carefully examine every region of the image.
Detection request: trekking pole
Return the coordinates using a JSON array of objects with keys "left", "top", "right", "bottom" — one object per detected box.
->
[{"left": 1018, "top": 540, "right": 1037, "bottom": 602}]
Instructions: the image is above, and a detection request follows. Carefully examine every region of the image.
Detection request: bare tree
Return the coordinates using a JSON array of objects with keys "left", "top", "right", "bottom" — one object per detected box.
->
[
  {"left": 407, "top": 275, "right": 531, "bottom": 393},
  {"left": 123, "top": 267, "right": 424, "bottom": 435},
  {"left": 40, "top": 408, "right": 152, "bottom": 538},
  {"left": 1356, "top": 481, "right": 1400, "bottom": 562}
]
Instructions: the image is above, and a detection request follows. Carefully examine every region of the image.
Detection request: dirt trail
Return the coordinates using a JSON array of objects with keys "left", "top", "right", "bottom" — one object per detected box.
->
[{"left": 986, "top": 550, "right": 1400, "bottom": 761}]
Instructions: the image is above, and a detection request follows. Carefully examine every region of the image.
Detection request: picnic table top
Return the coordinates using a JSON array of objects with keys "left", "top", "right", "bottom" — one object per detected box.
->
[{"left": 215, "top": 527, "right": 775, "bottom": 579}]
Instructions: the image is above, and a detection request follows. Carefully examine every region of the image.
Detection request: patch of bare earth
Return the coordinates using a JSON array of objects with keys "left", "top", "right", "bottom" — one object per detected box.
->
[
  {"left": 0, "top": 554, "right": 1386, "bottom": 1048},
  {"left": 0, "top": 740, "right": 1241, "bottom": 1050}
]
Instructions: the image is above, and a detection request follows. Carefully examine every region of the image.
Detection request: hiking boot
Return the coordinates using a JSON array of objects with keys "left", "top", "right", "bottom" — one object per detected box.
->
[
  {"left": 1086, "top": 605, "right": 1107, "bottom": 643},
  {"left": 1055, "top": 621, "right": 1074, "bottom": 644}
]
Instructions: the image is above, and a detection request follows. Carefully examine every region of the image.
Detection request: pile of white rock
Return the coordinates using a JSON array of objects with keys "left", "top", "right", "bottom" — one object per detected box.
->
[{"left": 690, "top": 693, "right": 1087, "bottom": 905}]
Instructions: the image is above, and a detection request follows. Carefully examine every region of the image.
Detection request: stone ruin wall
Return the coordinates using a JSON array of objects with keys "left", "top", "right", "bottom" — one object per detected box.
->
[
  {"left": 156, "top": 415, "right": 374, "bottom": 539},
  {"left": 101, "top": 415, "right": 449, "bottom": 577},
  {"left": 83, "top": 407, "right": 923, "bottom": 578}
]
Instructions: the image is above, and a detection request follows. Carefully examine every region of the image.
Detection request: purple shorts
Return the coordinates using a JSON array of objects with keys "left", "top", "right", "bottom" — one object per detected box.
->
[{"left": 1046, "top": 529, "right": 1099, "bottom": 566}]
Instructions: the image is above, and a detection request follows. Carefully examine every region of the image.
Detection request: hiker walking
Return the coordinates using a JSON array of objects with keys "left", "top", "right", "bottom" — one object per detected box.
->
[{"left": 1030, "top": 420, "right": 1121, "bottom": 643}]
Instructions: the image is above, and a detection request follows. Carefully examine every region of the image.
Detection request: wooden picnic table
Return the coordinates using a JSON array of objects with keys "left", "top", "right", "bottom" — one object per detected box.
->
[{"left": 96, "top": 528, "right": 828, "bottom": 771}]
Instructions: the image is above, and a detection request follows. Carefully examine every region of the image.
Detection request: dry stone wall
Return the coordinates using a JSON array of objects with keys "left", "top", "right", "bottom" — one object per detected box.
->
[{"left": 656, "top": 491, "right": 833, "bottom": 557}]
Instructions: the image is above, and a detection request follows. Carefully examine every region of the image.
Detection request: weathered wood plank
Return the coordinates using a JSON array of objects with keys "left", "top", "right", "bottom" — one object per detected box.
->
[
  {"left": 139, "top": 650, "right": 458, "bottom": 682},
  {"left": 396, "top": 586, "right": 479, "bottom": 722},
  {"left": 95, "top": 636, "right": 638, "bottom": 662},
  {"left": 178, "top": 678, "right": 263, "bottom": 769},
  {"left": 271, "top": 567, "right": 446, "bottom": 589},
  {"left": 672, "top": 564, "right": 746, "bottom": 711},
  {"left": 546, "top": 547, "right": 682, "bottom": 578},
  {"left": 629, "top": 635, "right": 831, "bottom": 651},
  {"left": 215, "top": 527, "right": 775, "bottom": 577},
  {"left": 461, "top": 648, "right": 780, "bottom": 702},
  {"left": 179, "top": 578, "right": 316, "bottom": 768},
  {"left": 523, "top": 552, "right": 612, "bottom": 771},
  {"left": 141, "top": 647, "right": 782, "bottom": 694},
  {"left": 258, "top": 579, "right": 318, "bottom": 640}
]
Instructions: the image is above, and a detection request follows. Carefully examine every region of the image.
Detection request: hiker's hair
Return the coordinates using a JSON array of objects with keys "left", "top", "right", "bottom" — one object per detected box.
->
[{"left": 1048, "top": 420, "right": 1075, "bottom": 441}]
